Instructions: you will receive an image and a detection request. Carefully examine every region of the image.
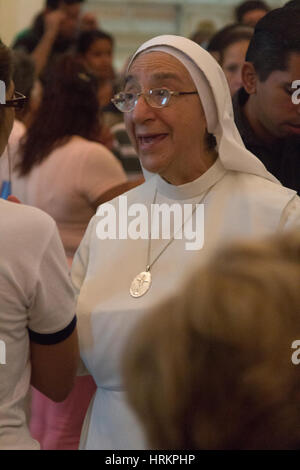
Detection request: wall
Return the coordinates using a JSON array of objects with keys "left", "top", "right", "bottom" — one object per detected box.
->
[
  {"left": 85, "top": 0, "right": 285, "bottom": 70},
  {"left": 0, "top": 0, "right": 43, "bottom": 45}
]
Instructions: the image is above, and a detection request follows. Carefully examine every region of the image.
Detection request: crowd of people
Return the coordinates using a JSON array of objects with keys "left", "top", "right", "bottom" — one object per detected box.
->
[{"left": 0, "top": 0, "right": 300, "bottom": 450}]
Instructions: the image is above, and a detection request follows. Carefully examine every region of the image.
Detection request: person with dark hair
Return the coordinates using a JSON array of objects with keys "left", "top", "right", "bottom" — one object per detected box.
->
[
  {"left": 13, "top": 0, "right": 85, "bottom": 77},
  {"left": 2, "top": 54, "right": 126, "bottom": 450},
  {"left": 235, "top": 0, "right": 270, "bottom": 26},
  {"left": 9, "top": 55, "right": 126, "bottom": 263},
  {"left": 0, "top": 51, "right": 37, "bottom": 197},
  {"left": 207, "top": 24, "right": 253, "bottom": 96},
  {"left": 233, "top": 7, "right": 300, "bottom": 195},
  {"left": 76, "top": 29, "right": 114, "bottom": 81},
  {"left": 0, "top": 39, "right": 79, "bottom": 450}
]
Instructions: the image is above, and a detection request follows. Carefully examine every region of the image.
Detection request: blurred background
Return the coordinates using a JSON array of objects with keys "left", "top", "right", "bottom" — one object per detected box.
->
[{"left": 0, "top": 0, "right": 286, "bottom": 72}]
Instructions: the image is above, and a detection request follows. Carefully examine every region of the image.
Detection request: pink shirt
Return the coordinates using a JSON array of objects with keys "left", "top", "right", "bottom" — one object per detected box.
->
[{"left": 9, "top": 135, "right": 127, "bottom": 260}]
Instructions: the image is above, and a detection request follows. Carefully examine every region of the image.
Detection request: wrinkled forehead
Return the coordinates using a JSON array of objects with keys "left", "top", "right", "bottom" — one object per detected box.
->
[{"left": 126, "top": 50, "right": 195, "bottom": 88}]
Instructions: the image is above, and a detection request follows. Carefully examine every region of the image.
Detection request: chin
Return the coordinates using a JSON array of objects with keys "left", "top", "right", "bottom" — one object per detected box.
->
[{"left": 142, "top": 162, "right": 170, "bottom": 178}]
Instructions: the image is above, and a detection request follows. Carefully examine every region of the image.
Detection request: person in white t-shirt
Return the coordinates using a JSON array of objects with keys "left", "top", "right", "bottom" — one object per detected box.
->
[{"left": 0, "top": 39, "right": 79, "bottom": 450}]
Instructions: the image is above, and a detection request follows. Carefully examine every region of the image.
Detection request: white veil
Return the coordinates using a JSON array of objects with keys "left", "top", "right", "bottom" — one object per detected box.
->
[{"left": 127, "top": 35, "right": 279, "bottom": 185}]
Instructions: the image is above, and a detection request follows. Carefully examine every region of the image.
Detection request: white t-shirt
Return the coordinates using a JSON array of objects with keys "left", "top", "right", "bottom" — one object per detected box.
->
[{"left": 0, "top": 199, "right": 76, "bottom": 450}]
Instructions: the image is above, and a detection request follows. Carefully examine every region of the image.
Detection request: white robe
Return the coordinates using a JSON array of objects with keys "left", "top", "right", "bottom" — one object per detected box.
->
[{"left": 71, "top": 158, "right": 300, "bottom": 450}]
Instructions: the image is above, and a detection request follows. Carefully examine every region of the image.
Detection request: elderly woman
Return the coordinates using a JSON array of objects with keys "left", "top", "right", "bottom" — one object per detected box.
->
[{"left": 72, "top": 35, "right": 300, "bottom": 450}]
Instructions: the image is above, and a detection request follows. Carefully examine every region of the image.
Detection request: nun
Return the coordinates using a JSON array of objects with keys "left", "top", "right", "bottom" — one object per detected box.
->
[{"left": 72, "top": 35, "right": 300, "bottom": 450}]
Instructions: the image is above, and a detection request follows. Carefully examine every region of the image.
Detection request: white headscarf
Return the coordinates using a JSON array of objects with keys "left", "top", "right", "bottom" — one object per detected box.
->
[{"left": 127, "top": 35, "right": 279, "bottom": 184}]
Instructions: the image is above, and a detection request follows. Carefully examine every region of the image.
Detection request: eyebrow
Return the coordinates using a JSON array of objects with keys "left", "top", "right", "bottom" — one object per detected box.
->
[{"left": 124, "top": 72, "right": 184, "bottom": 86}]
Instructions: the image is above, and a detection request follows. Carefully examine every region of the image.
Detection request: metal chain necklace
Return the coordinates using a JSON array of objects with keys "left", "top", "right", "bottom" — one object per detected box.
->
[{"left": 130, "top": 186, "right": 211, "bottom": 298}]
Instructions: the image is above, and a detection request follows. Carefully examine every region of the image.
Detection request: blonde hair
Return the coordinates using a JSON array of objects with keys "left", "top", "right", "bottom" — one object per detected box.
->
[{"left": 123, "top": 231, "right": 300, "bottom": 449}]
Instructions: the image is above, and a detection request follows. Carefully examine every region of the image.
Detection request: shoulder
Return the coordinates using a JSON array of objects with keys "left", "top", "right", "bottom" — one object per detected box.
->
[
  {"left": 223, "top": 171, "right": 299, "bottom": 222},
  {"left": 69, "top": 136, "right": 118, "bottom": 161},
  {"left": 0, "top": 200, "right": 57, "bottom": 251},
  {"left": 234, "top": 172, "right": 296, "bottom": 198}
]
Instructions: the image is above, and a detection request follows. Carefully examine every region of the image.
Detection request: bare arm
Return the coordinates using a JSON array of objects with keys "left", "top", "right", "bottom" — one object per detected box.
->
[
  {"left": 31, "top": 10, "right": 65, "bottom": 77},
  {"left": 91, "top": 177, "right": 145, "bottom": 211},
  {"left": 30, "top": 327, "right": 79, "bottom": 402}
]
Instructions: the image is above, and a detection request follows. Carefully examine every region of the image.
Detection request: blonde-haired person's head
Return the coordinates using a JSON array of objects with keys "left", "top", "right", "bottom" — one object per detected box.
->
[{"left": 123, "top": 231, "right": 300, "bottom": 450}]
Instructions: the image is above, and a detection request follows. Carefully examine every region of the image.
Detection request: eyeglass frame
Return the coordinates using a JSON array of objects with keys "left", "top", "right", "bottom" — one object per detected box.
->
[
  {"left": 111, "top": 88, "right": 198, "bottom": 113},
  {"left": 0, "top": 91, "right": 27, "bottom": 109}
]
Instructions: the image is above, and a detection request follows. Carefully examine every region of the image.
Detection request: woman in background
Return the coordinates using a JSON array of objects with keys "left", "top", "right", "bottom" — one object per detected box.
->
[
  {"left": 76, "top": 29, "right": 123, "bottom": 129},
  {"left": 9, "top": 55, "right": 127, "bottom": 264},
  {"left": 76, "top": 29, "right": 115, "bottom": 82},
  {"left": 207, "top": 24, "right": 253, "bottom": 96}
]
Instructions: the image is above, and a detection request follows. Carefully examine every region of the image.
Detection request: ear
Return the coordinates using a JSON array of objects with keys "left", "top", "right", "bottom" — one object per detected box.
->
[{"left": 242, "top": 62, "right": 258, "bottom": 95}]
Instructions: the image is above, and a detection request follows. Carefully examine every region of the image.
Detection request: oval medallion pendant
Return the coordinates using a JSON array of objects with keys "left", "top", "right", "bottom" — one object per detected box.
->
[{"left": 130, "top": 271, "right": 152, "bottom": 298}]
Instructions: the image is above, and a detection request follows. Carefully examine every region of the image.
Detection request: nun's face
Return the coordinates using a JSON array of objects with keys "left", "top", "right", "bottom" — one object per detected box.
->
[{"left": 124, "top": 51, "right": 211, "bottom": 185}]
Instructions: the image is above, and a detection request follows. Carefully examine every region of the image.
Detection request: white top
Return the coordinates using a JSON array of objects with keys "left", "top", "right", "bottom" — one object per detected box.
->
[
  {"left": 72, "top": 158, "right": 300, "bottom": 450},
  {"left": 0, "top": 200, "right": 76, "bottom": 450},
  {"left": 1, "top": 136, "right": 127, "bottom": 261}
]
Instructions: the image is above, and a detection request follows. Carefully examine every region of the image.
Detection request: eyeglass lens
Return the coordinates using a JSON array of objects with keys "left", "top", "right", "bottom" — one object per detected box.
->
[{"left": 114, "top": 89, "right": 171, "bottom": 112}]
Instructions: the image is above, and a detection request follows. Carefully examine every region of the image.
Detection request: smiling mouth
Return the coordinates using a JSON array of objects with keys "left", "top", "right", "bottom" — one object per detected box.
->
[{"left": 137, "top": 134, "right": 168, "bottom": 147}]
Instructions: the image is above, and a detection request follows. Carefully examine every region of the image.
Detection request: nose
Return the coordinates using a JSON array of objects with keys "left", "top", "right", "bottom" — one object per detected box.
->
[{"left": 131, "top": 93, "right": 156, "bottom": 123}]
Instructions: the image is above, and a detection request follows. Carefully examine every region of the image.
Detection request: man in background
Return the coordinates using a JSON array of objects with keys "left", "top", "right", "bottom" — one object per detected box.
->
[
  {"left": 13, "top": 0, "right": 85, "bottom": 77},
  {"left": 233, "top": 7, "right": 300, "bottom": 194}
]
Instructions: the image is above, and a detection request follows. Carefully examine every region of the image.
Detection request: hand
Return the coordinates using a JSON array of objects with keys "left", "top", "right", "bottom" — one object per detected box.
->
[{"left": 44, "top": 10, "right": 66, "bottom": 36}]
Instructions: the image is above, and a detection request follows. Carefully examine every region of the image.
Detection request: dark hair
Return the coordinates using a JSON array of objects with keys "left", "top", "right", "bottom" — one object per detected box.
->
[
  {"left": 235, "top": 1, "right": 270, "bottom": 23},
  {"left": 207, "top": 24, "right": 253, "bottom": 64},
  {"left": 12, "top": 51, "right": 35, "bottom": 97},
  {"left": 12, "top": 51, "right": 35, "bottom": 119},
  {"left": 0, "top": 39, "right": 13, "bottom": 89},
  {"left": 46, "top": 0, "right": 85, "bottom": 9},
  {"left": 284, "top": 0, "right": 300, "bottom": 9},
  {"left": 246, "top": 7, "right": 300, "bottom": 81},
  {"left": 19, "top": 55, "right": 101, "bottom": 176},
  {"left": 76, "top": 29, "right": 114, "bottom": 56}
]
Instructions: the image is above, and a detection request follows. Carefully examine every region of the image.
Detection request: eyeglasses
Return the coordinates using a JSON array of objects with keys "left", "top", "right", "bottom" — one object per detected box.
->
[
  {"left": 111, "top": 88, "right": 198, "bottom": 113},
  {"left": 0, "top": 91, "right": 27, "bottom": 109}
]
